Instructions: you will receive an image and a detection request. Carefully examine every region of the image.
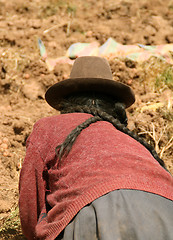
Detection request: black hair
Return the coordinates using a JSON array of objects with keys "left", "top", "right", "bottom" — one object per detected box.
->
[{"left": 55, "top": 92, "right": 167, "bottom": 170}]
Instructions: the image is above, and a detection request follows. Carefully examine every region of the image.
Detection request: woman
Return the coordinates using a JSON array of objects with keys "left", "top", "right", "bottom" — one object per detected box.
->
[{"left": 19, "top": 56, "right": 173, "bottom": 240}]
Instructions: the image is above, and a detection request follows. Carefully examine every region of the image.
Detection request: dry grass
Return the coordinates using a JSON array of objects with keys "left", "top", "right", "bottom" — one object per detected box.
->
[
  {"left": 136, "top": 57, "right": 173, "bottom": 171},
  {"left": 0, "top": 205, "right": 25, "bottom": 240},
  {"left": 138, "top": 124, "right": 173, "bottom": 159},
  {"left": 139, "top": 57, "right": 173, "bottom": 92}
]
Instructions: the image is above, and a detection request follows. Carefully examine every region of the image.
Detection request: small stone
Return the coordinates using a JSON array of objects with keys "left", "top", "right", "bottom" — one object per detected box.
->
[
  {"left": 23, "top": 73, "right": 30, "bottom": 79},
  {"left": 1, "top": 143, "right": 8, "bottom": 149},
  {"left": 0, "top": 147, "right": 4, "bottom": 152},
  {"left": 85, "top": 31, "right": 93, "bottom": 37},
  {"left": 2, "top": 137, "right": 9, "bottom": 144},
  {"left": 127, "top": 79, "right": 133, "bottom": 85},
  {"left": 3, "top": 151, "right": 9, "bottom": 157}
]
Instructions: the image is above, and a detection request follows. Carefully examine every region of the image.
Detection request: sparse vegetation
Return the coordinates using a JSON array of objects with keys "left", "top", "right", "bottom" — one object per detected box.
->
[
  {"left": 155, "top": 66, "right": 173, "bottom": 90},
  {"left": 139, "top": 57, "right": 173, "bottom": 92},
  {"left": 0, "top": 206, "right": 24, "bottom": 240}
]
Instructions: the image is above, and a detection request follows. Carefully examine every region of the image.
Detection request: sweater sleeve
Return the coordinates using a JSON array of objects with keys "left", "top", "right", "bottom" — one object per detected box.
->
[{"left": 19, "top": 135, "right": 46, "bottom": 240}]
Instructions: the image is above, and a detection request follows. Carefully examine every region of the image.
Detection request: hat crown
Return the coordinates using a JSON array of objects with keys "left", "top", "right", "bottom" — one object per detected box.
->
[
  {"left": 45, "top": 56, "right": 135, "bottom": 109},
  {"left": 70, "top": 56, "right": 113, "bottom": 80}
]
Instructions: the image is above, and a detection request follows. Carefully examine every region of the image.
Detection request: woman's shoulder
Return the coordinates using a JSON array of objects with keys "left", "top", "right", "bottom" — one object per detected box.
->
[
  {"left": 34, "top": 114, "right": 61, "bottom": 126},
  {"left": 33, "top": 112, "right": 92, "bottom": 129}
]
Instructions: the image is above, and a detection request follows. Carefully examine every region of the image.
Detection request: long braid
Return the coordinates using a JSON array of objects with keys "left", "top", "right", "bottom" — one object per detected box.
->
[
  {"left": 55, "top": 114, "right": 102, "bottom": 164},
  {"left": 56, "top": 95, "right": 167, "bottom": 170}
]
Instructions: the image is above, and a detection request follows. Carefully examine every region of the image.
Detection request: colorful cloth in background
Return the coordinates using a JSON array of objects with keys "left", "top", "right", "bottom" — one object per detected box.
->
[{"left": 38, "top": 37, "right": 173, "bottom": 71}]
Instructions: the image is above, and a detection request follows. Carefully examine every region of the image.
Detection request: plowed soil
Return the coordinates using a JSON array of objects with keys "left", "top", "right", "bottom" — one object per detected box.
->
[{"left": 0, "top": 0, "right": 173, "bottom": 239}]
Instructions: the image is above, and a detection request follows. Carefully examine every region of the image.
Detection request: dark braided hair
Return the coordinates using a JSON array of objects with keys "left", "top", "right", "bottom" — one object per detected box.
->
[{"left": 55, "top": 92, "right": 167, "bottom": 170}]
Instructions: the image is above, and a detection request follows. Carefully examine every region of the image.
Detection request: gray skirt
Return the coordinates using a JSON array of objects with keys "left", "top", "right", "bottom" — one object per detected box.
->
[{"left": 56, "top": 190, "right": 173, "bottom": 240}]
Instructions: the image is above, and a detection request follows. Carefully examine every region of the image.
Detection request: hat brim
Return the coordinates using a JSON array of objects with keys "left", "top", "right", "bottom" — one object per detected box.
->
[{"left": 45, "top": 77, "right": 135, "bottom": 109}]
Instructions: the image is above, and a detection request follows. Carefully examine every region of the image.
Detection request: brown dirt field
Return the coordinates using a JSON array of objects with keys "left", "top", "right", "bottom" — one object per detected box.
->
[{"left": 0, "top": 0, "right": 173, "bottom": 239}]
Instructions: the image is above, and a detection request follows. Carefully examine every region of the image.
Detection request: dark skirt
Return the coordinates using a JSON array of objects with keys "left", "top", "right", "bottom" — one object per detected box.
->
[{"left": 56, "top": 189, "right": 173, "bottom": 240}]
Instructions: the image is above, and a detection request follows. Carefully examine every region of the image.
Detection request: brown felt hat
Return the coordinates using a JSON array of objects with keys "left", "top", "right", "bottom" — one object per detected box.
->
[{"left": 45, "top": 56, "right": 135, "bottom": 109}]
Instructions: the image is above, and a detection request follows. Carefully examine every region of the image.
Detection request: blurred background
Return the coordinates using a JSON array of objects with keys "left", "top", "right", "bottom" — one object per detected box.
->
[{"left": 0, "top": 0, "right": 173, "bottom": 239}]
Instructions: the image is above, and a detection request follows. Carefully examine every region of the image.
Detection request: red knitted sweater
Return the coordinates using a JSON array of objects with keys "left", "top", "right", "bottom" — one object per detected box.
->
[{"left": 19, "top": 113, "right": 173, "bottom": 240}]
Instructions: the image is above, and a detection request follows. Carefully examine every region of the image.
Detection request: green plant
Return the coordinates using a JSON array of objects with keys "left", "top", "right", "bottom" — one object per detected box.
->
[
  {"left": 66, "top": 4, "right": 76, "bottom": 15},
  {"left": 38, "top": 0, "right": 68, "bottom": 18},
  {"left": 139, "top": 57, "right": 173, "bottom": 92},
  {"left": 0, "top": 206, "right": 21, "bottom": 235},
  {"left": 155, "top": 66, "right": 173, "bottom": 90}
]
